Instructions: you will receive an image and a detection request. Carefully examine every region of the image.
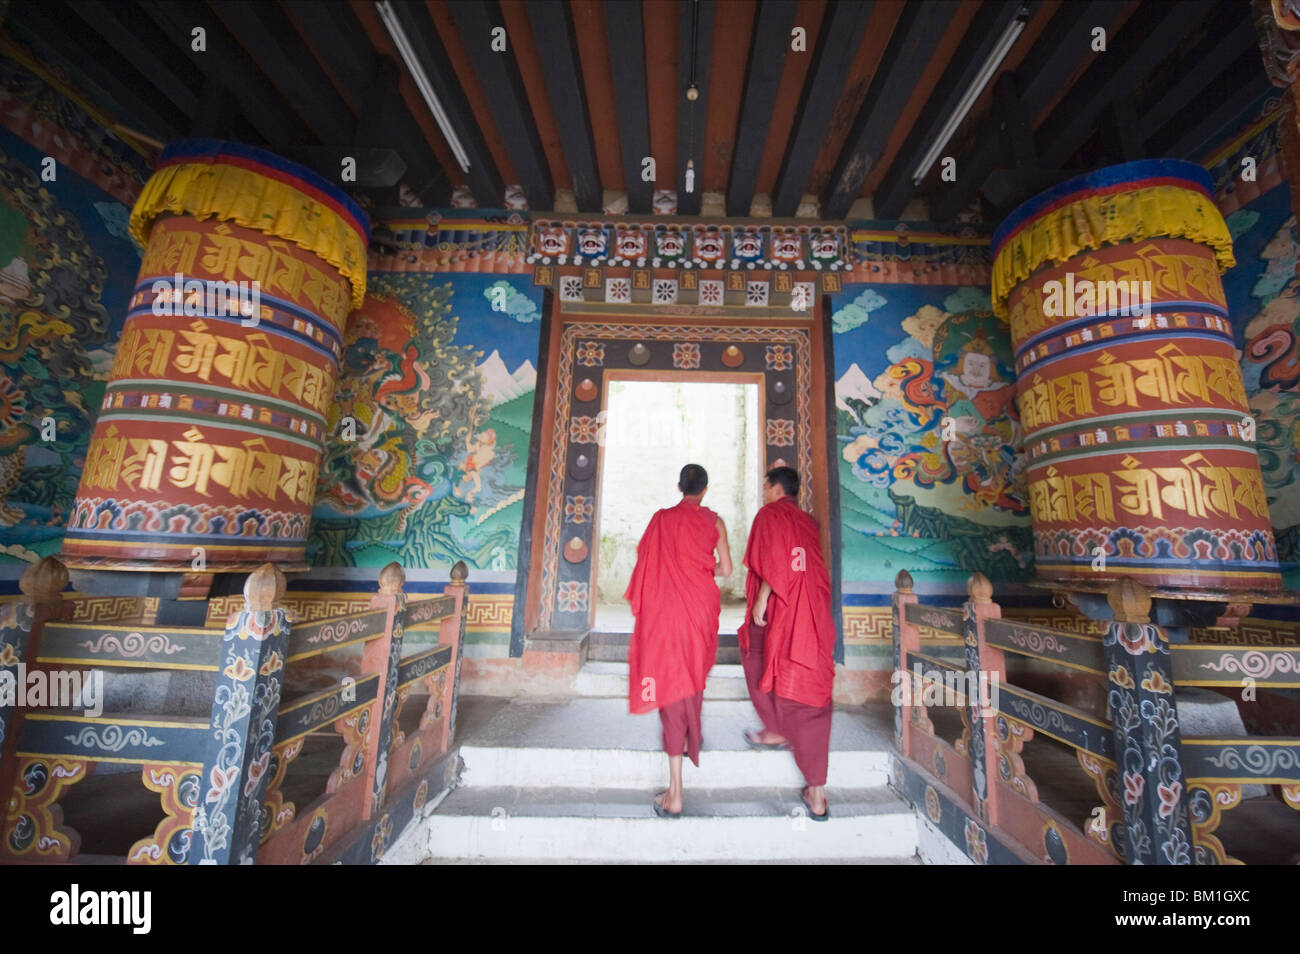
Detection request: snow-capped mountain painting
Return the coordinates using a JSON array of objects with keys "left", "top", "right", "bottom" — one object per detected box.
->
[
  {"left": 834, "top": 362, "right": 881, "bottom": 413},
  {"left": 477, "top": 349, "right": 537, "bottom": 406}
]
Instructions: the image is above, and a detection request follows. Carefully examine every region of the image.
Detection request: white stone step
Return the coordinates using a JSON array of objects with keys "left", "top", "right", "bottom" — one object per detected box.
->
[
  {"left": 406, "top": 786, "right": 919, "bottom": 862},
  {"left": 459, "top": 745, "right": 889, "bottom": 789},
  {"left": 574, "top": 661, "right": 750, "bottom": 700},
  {"left": 421, "top": 856, "right": 922, "bottom": 865},
  {"left": 455, "top": 698, "right": 894, "bottom": 789}
]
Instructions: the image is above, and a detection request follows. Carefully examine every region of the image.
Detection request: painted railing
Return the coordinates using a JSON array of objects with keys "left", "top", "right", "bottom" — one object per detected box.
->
[
  {"left": 891, "top": 569, "right": 1300, "bottom": 865},
  {"left": 0, "top": 557, "right": 468, "bottom": 865}
]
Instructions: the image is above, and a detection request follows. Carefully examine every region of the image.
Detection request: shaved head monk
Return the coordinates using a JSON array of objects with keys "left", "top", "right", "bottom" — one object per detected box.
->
[
  {"left": 625, "top": 463, "right": 733, "bottom": 817},
  {"left": 738, "top": 466, "right": 837, "bottom": 820}
]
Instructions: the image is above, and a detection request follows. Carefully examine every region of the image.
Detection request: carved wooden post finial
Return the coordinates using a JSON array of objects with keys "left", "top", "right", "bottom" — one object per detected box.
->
[
  {"left": 1107, "top": 577, "right": 1151, "bottom": 623},
  {"left": 967, "top": 571, "right": 993, "bottom": 604},
  {"left": 19, "top": 556, "right": 68, "bottom": 603},
  {"left": 244, "top": 563, "right": 285, "bottom": 613},
  {"left": 378, "top": 561, "right": 406, "bottom": 596},
  {"left": 894, "top": 569, "right": 914, "bottom": 594},
  {"left": 449, "top": 560, "right": 469, "bottom": 585}
]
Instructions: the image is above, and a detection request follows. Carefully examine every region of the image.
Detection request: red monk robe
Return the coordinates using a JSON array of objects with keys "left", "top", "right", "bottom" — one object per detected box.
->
[
  {"left": 625, "top": 500, "right": 723, "bottom": 755},
  {"left": 739, "top": 489, "right": 836, "bottom": 808},
  {"left": 738, "top": 495, "right": 835, "bottom": 708}
]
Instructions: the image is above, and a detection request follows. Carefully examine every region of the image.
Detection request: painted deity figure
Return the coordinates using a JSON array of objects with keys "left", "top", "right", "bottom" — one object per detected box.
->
[{"left": 455, "top": 428, "right": 498, "bottom": 510}]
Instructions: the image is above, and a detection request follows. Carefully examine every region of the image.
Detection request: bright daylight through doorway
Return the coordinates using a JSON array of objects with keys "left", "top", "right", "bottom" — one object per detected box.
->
[{"left": 593, "top": 379, "right": 760, "bottom": 634}]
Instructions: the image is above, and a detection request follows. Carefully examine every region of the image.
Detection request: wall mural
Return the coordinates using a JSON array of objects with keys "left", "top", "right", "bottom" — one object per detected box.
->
[
  {"left": 310, "top": 272, "right": 541, "bottom": 571},
  {"left": 0, "top": 127, "right": 143, "bottom": 564},
  {"left": 832, "top": 283, "right": 1032, "bottom": 585},
  {"left": 1224, "top": 180, "right": 1300, "bottom": 583}
]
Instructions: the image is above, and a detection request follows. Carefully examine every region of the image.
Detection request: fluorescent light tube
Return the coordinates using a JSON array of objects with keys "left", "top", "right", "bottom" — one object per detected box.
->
[
  {"left": 912, "top": 12, "right": 1027, "bottom": 186},
  {"left": 376, "top": 0, "right": 472, "bottom": 174}
]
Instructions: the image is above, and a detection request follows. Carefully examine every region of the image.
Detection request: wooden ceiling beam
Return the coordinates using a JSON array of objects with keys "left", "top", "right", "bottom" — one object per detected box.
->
[
  {"left": 1036, "top": 0, "right": 1216, "bottom": 169},
  {"left": 9, "top": 0, "right": 182, "bottom": 142},
  {"left": 1135, "top": 7, "right": 1259, "bottom": 136},
  {"left": 209, "top": 0, "right": 355, "bottom": 146},
  {"left": 872, "top": 0, "right": 1030, "bottom": 220},
  {"left": 770, "top": 0, "right": 872, "bottom": 217},
  {"left": 450, "top": 0, "right": 554, "bottom": 210},
  {"left": 137, "top": 0, "right": 313, "bottom": 145},
  {"left": 528, "top": 0, "right": 602, "bottom": 211},
  {"left": 820, "top": 0, "right": 957, "bottom": 220},
  {"left": 676, "top": 0, "right": 713, "bottom": 216},
  {"left": 380, "top": 0, "right": 504, "bottom": 205},
  {"left": 605, "top": 0, "right": 653, "bottom": 213},
  {"left": 1156, "top": 50, "right": 1275, "bottom": 159},
  {"left": 63, "top": 0, "right": 200, "bottom": 117},
  {"left": 725, "top": 0, "right": 798, "bottom": 217},
  {"left": 282, "top": 1, "right": 451, "bottom": 205},
  {"left": 929, "top": 0, "right": 1129, "bottom": 222}
]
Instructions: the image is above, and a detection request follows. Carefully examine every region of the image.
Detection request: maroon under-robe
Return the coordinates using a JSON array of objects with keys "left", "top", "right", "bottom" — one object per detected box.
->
[
  {"left": 658, "top": 692, "right": 705, "bottom": 766},
  {"left": 738, "top": 495, "right": 836, "bottom": 785},
  {"left": 625, "top": 499, "right": 722, "bottom": 764}
]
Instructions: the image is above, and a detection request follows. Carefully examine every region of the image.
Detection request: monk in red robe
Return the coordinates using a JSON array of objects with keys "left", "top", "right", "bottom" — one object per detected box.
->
[
  {"left": 738, "top": 466, "right": 836, "bottom": 820},
  {"left": 626, "top": 464, "right": 733, "bottom": 817}
]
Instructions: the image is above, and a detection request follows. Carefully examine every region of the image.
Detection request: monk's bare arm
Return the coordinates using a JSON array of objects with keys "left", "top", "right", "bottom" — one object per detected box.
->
[
  {"left": 753, "top": 579, "right": 772, "bottom": 625},
  {"left": 715, "top": 518, "right": 734, "bottom": 577}
]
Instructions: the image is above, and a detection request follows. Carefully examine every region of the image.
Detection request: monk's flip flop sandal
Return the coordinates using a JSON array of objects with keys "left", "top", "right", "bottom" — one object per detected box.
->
[
  {"left": 801, "top": 787, "right": 829, "bottom": 822},
  {"left": 653, "top": 791, "right": 682, "bottom": 819},
  {"left": 744, "top": 729, "right": 788, "bottom": 750}
]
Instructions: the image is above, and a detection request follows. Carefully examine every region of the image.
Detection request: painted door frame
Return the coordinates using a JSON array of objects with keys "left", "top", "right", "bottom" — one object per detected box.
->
[
  {"left": 589, "top": 368, "right": 766, "bottom": 628},
  {"left": 512, "top": 296, "right": 842, "bottom": 660}
]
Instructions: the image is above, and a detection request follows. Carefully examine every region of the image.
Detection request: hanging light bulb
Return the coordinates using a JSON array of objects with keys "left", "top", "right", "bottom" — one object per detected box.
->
[{"left": 685, "top": 159, "right": 696, "bottom": 194}]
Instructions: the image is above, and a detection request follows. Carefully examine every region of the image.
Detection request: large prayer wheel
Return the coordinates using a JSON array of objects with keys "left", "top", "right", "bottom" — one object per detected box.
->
[
  {"left": 992, "top": 159, "right": 1281, "bottom": 596},
  {"left": 62, "top": 141, "right": 369, "bottom": 573}
]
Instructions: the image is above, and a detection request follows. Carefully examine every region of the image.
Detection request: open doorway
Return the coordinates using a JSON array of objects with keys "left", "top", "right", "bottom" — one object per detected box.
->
[{"left": 593, "top": 378, "right": 761, "bottom": 634}]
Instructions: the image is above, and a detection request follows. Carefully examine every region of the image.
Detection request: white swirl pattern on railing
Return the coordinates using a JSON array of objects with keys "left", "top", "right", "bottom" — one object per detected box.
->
[
  {"left": 304, "top": 617, "right": 370, "bottom": 646},
  {"left": 997, "top": 627, "right": 1071, "bottom": 655},
  {"left": 63, "top": 725, "right": 166, "bottom": 751},
  {"left": 77, "top": 632, "right": 185, "bottom": 657},
  {"left": 1197, "top": 651, "right": 1299, "bottom": 680},
  {"left": 306, "top": 694, "right": 342, "bottom": 725},
  {"left": 1202, "top": 745, "right": 1300, "bottom": 775}
]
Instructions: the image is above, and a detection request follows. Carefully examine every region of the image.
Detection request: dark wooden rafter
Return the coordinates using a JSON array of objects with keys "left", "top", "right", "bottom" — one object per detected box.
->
[
  {"left": 676, "top": 0, "right": 714, "bottom": 216},
  {"left": 1135, "top": 6, "right": 1260, "bottom": 137},
  {"left": 770, "top": 0, "right": 873, "bottom": 217},
  {"left": 189, "top": 78, "right": 243, "bottom": 140},
  {"left": 930, "top": 0, "right": 1129, "bottom": 222},
  {"left": 282, "top": 1, "right": 450, "bottom": 205},
  {"left": 208, "top": 0, "right": 355, "bottom": 146},
  {"left": 1036, "top": 0, "right": 1217, "bottom": 169},
  {"left": 525, "top": 0, "right": 601, "bottom": 211},
  {"left": 979, "top": 70, "right": 1070, "bottom": 211},
  {"left": 449, "top": 1, "right": 554, "bottom": 210},
  {"left": 8, "top": 0, "right": 184, "bottom": 142},
  {"left": 872, "top": 1, "right": 1031, "bottom": 220},
  {"left": 997, "top": 72, "right": 1036, "bottom": 172},
  {"left": 63, "top": 0, "right": 200, "bottom": 118},
  {"left": 605, "top": 0, "right": 653, "bottom": 214},
  {"left": 380, "top": 0, "right": 504, "bottom": 206},
  {"left": 1101, "top": 97, "right": 1144, "bottom": 165},
  {"left": 1156, "top": 50, "right": 1276, "bottom": 159},
  {"left": 283, "top": 0, "right": 374, "bottom": 112},
  {"left": 820, "top": 0, "right": 958, "bottom": 220},
  {"left": 137, "top": 0, "right": 313, "bottom": 144},
  {"left": 4, "top": 0, "right": 1272, "bottom": 226},
  {"left": 725, "top": 0, "right": 798, "bottom": 217}
]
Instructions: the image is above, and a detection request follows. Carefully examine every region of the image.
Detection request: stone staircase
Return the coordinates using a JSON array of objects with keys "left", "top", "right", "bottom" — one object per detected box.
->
[{"left": 383, "top": 688, "right": 921, "bottom": 864}]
